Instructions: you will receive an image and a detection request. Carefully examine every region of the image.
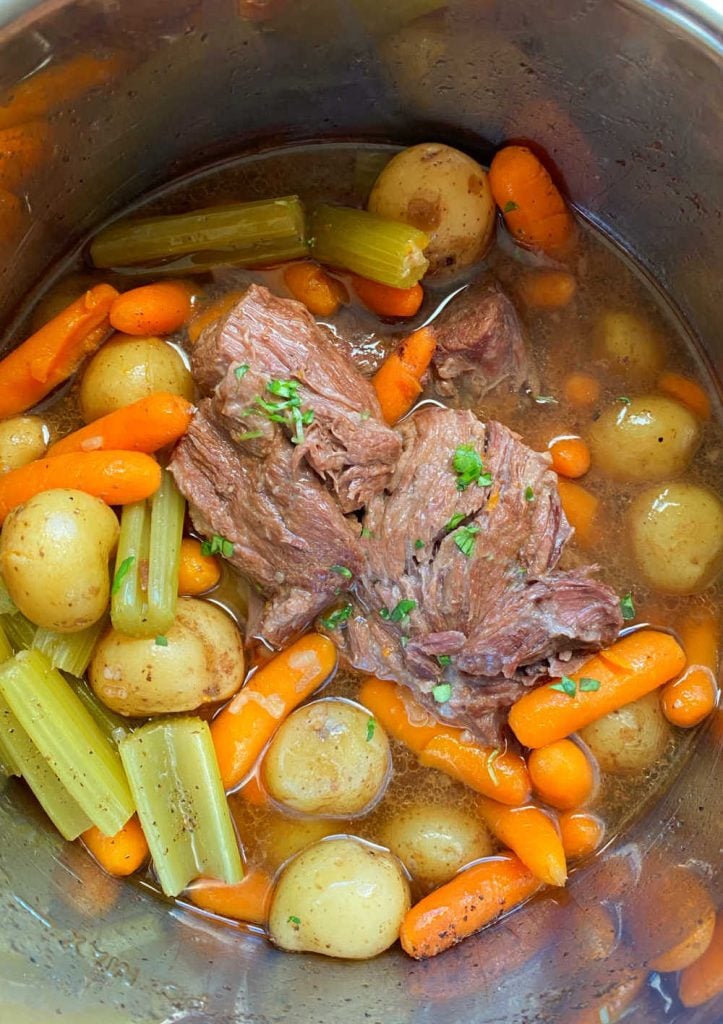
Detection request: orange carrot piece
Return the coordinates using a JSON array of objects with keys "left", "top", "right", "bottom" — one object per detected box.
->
[
  {"left": 662, "top": 607, "right": 719, "bottom": 728},
  {"left": 528, "top": 738, "right": 595, "bottom": 810},
  {"left": 0, "top": 187, "right": 24, "bottom": 243},
  {"left": 568, "top": 970, "right": 646, "bottom": 1024},
  {"left": 652, "top": 905, "right": 716, "bottom": 973},
  {"left": 509, "top": 630, "right": 686, "bottom": 749},
  {"left": 558, "top": 810, "right": 605, "bottom": 860},
  {"left": 352, "top": 275, "right": 424, "bottom": 318},
  {"left": 372, "top": 326, "right": 436, "bottom": 424},
  {"left": 211, "top": 633, "right": 337, "bottom": 790},
  {"left": 395, "top": 325, "right": 437, "bottom": 378},
  {"left": 0, "top": 284, "right": 118, "bottom": 419},
  {"left": 678, "top": 910, "right": 723, "bottom": 1007},
  {"left": 187, "top": 868, "right": 273, "bottom": 926},
  {"left": 238, "top": 773, "right": 268, "bottom": 807},
  {"left": 399, "top": 852, "right": 540, "bottom": 958},
  {"left": 81, "top": 815, "right": 149, "bottom": 877},
  {"left": 518, "top": 270, "right": 576, "bottom": 309},
  {"left": 549, "top": 436, "right": 591, "bottom": 479},
  {"left": 681, "top": 606, "right": 719, "bottom": 673},
  {"left": 563, "top": 372, "right": 600, "bottom": 408},
  {"left": 0, "top": 449, "right": 161, "bottom": 524},
  {"left": 0, "top": 120, "right": 49, "bottom": 191},
  {"left": 477, "top": 798, "right": 567, "bottom": 886},
  {"left": 187, "top": 290, "right": 246, "bottom": 344},
  {"left": 489, "top": 145, "right": 575, "bottom": 257},
  {"left": 358, "top": 676, "right": 441, "bottom": 755},
  {"left": 419, "top": 733, "right": 531, "bottom": 806},
  {"left": 177, "top": 537, "right": 222, "bottom": 596},
  {"left": 658, "top": 371, "right": 711, "bottom": 420},
  {"left": 109, "top": 282, "right": 192, "bottom": 336},
  {"left": 557, "top": 478, "right": 599, "bottom": 547},
  {"left": 0, "top": 56, "right": 121, "bottom": 130},
  {"left": 283, "top": 261, "right": 347, "bottom": 317},
  {"left": 47, "top": 392, "right": 193, "bottom": 458}
]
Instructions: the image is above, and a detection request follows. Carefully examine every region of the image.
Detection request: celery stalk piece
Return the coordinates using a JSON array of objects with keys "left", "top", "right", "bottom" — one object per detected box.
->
[
  {"left": 145, "top": 470, "right": 185, "bottom": 636},
  {"left": 0, "top": 649, "right": 134, "bottom": 835},
  {"left": 65, "top": 675, "right": 132, "bottom": 747},
  {"left": 119, "top": 718, "right": 243, "bottom": 897},
  {"left": 90, "top": 196, "right": 308, "bottom": 269},
  {"left": 0, "top": 621, "right": 12, "bottom": 664},
  {"left": 0, "top": 692, "right": 91, "bottom": 838},
  {"left": 111, "top": 500, "right": 151, "bottom": 637},
  {"left": 0, "top": 576, "right": 17, "bottom": 615},
  {"left": 0, "top": 611, "right": 36, "bottom": 651},
  {"left": 310, "top": 203, "right": 429, "bottom": 288},
  {"left": 32, "top": 617, "right": 107, "bottom": 676}
]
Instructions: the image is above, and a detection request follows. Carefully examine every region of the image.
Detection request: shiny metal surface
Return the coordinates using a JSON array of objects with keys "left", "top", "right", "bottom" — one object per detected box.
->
[{"left": 0, "top": 2, "right": 720, "bottom": 1022}]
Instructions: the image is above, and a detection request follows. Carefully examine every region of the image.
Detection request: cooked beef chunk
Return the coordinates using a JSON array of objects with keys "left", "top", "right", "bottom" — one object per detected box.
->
[
  {"left": 333, "top": 407, "right": 622, "bottom": 743},
  {"left": 433, "top": 280, "right": 537, "bottom": 400},
  {"left": 170, "top": 400, "right": 364, "bottom": 646},
  {"left": 192, "top": 284, "right": 400, "bottom": 512}
]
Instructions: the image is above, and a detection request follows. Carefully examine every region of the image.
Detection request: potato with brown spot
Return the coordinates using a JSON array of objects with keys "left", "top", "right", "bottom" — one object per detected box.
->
[{"left": 0, "top": 416, "right": 47, "bottom": 473}]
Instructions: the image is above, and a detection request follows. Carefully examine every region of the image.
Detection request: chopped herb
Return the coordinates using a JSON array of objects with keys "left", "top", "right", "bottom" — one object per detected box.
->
[
  {"left": 432, "top": 683, "right": 452, "bottom": 704},
  {"left": 534, "top": 394, "right": 559, "bottom": 405},
  {"left": 599, "top": 1008, "right": 611, "bottom": 1024},
  {"left": 236, "top": 430, "right": 264, "bottom": 442},
  {"left": 366, "top": 718, "right": 376, "bottom": 742},
  {"left": 360, "top": 526, "right": 373, "bottom": 539},
  {"left": 437, "top": 654, "right": 452, "bottom": 666},
  {"left": 112, "top": 556, "right": 135, "bottom": 595},
  {"left": 379, "top": 607, "right": 390, "bottom": 620},
  {"left": 445, "top": 512, "right": 465, "bottom": 532},
  {"left": 320, "top": 603, "right": 353, "bottom": 630},
  {"left": 452, "top": 444, "right": 492, "bottom": 491},
  {"left": 579, "top": 677, "right": 601, "bottom": 692},
  {"left": 234, "top": 363, "right": 250, "bottom": 380},
  {"left": 330, "top": 565, "right": 353, "bottom": 580},
  {"left": 251, "top": 378, "right": 315, "bottom": 445},
  {"left": 550, "top": 675, "right": 577, "bottom": 697},
  {"left": 390, "top": 599, "right": 417, "bottom": 623},
  {"left": 620, "top": 592, "right": 635, "bottom": 621},
  {"left": 486, "top": 748, "right": 500, "bottom": 786},
  {"left": 414, "top": 539, "right": 425, "bottom": 549},
  {"left": 616, "top": 396, "right": 631, "bottom": 405},
  {"left": 359, "top": 410, "right": 371, "bottom": 421},
  {"left": 287, "top": 915, "right": 301, "bottom": 926},
  {"left": 504, "top": 200, "right": 518, "bottom": 213},
  {"left": 524, "top": 486, "right": 535, "bottom": 502},
  {"left": 400, "top": 634, "right": 409, "bottom": 648},
  {"left": 454, "top": 524, "right": 481, "bottom": 557},
  {"left": 201, "top": 534, "right": 234, "bottom": 559},
  {"left": 155, "top": 636, "right": 168, "bottom": 647}
]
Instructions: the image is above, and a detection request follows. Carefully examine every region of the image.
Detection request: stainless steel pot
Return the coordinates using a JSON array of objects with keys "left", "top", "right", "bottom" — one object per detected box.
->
[{"left": 0, "top": 2, "right": 720, "bottom": 1021}]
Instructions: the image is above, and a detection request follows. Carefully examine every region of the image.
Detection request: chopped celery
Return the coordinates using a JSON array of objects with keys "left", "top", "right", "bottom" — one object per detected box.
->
[
  {"left": 32, "top": 617, "right": 107, "bottom": 676},
  {"left": 145, "top": 470, "right": 185, "bottom": 635},
  {"left": 0, "top": 576, "right": 16, "bottom": 615},
  {"left": 0, "top": 621, "right": 11, "bottom": 664},
  {"left": 119, "top": 718, "right": 243, "bottom": 897},
  {"left": 65, "top": 675, "right": 132, "bottom": 747},
  {"left": 311, "top": 203, "right": 429, "bottom": 288},
  {"left": 0, "top": 649, "right": 134, "bottom": 835},
  {"left": 0, "top": 610, "right": 35, "bottom": 651},
  {"left": 111, "top": 500, "right": 151, "bottom": 636},
  {"left": 91, "top": 196, "right": 308, "bottom": 270},
  {"left": 0, "top": 691, "right": 91, "bottom": 838}
]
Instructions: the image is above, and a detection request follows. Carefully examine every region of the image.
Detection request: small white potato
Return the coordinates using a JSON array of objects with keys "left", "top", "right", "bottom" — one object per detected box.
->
[
  {"left": 368, "top": 142, "right": 495, "bottom": 276},
  {"left": 0, "top": 489, "right": 118, "bottom": 631},
  {"left": 580, "top": 691, "right": 671, "bottom": 774},
  {"left": 264, "top": 815, "right": 339, "bottom": 869},
  {"left": 588, "top": 396, "right": 700, "bottom": 482},
  {"left": 630, "top": 482, "right": 723, "bottom": 594},
  {"left": 596, "top": 310, "right": 665, "bottom": 377},
  {"left": 379, "top": 802, "right": 494, "bottom": 889},
  {"left": 89, "top": 596, "right": 244, "bottom": 716},
  {"left": 262, "top": 698, "right": 390, "bottom": 816},
  {"left": 268, "top": 837, "right": 410, "bottom": 959},
  {"left": 79, "top": 334, "right": 193, "bottom": 422},
  {"left": 0, "top": 416, "right": 47, "bottom": 473}
]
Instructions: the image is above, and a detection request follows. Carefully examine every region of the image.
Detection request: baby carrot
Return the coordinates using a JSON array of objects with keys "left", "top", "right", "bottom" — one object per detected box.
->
[
  {"left": 0, "top": 120, "right": 49, "bottom": 191},
  {"left": 187, "top": 290, "right": 246, "bottom": 344},
  {"left": 658, "top": 371, "right": 711, "bottom": 420},
  {"left": 477, "top": 798, "right": 567, "bottom": 887},
  {"left": 678, "top": 910, "right": 723, "bottom": 1007},
  {"left": 0, "top": 55, "right": 121, "bottom": 130},
  {"left": 399, "top": 852, "right": 540, "bottom": 959},
  {"left": 352, "top": 275, "right": 424, "bottom": 318},
  {"left": 558, "top": 810, "right": 605, "bottom": 860},
  {"left": 528, "top": 738, "right": 595, "bottom": 810},
  {"left": 568, "top": 969, "right": 646, "bottom": 1024},
  {"left": 211, "top": 633, "right": 337, "bottom": 790},
  {"left": 177, "top": 537, "right": 222, "bottom": 596},
  {"left": 489, "top": 145, "right": 575, "bottom": 258},
  {"left": 563, "top": 372, "right": 600, "bottom": 408},
  {"left": 0, "top": 284, "right": 118, "bottom": 419},
  {"left": 508, "top": 630, "right": 686, "bottom": 749},
  {"left": 681, "top": 606, "right": 719, "bottom": 672},
  {"left": 549, "top": 436, "right": 591, "bottom": 479},
  {"left": 187, "top": 868, "right": 273, "bottom": 926},
  {"left": 109, "top": 281, "right": 192, "bottom": 336},
  {"left": 238, "top": 773, "right": 268, "bottom": 807},
  {"left": 372, "top": 326, "right": 436, "bottom": 424},
  {"left": 652, "top": 905, "right": 716, "bottom": 973},
  {"left": 0, "top": 450, "right": 161, "bottom": 523},
  {"left": 358, "top": 676, "right": 441, "bottom": 754},
  {"left": 47, "top": 392, "right": 193, "bottom": 458},
  {"left": 518, "top": 270, "right": 576, "bottom": 309},
  {"left": 557, "top": 478, "right": 599, "bottom": 547},
  {"left": 662, "top": 606, "right": 719, "bottom": 728},
  {"left": 283, "top": 261, "right": 347, "bottom": 317},
  {"left": 81, "top": 815, "right": 149, "bottom": 877}
]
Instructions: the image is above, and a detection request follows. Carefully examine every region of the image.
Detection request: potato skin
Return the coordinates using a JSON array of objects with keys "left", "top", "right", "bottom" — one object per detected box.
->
[
  {"left": 268, "top": 837, "right": 410, "bottom": 959},
  {"left": 368, "top": 142, "right": 495, "bottom": 276},
  {"left": 580, "top": 692, "right": 671, "bottom": 774},
  {"left": 379, "top": 802, "right": 494, "bottom": 889},
  {"left": 262, "top": 698, "right": 391, "bottom": 816},
  {"left": 79, "top": 334, "right": 193, "bottom": 422},
  {"left": 630, "top": 483, "right": 723, "bottom": 595},
  {"left": 588, "top": 396, "right": 699, "bottom": 482},
  {"left": 0, "top": 489, "right": 118, "bottom": 631},
  {"left": 89, "top": 597, "right": 244, "bottom": 716},
  {"left": 0, "top": 416, "right": 47, "bottom": 473},
  {"left": 596, "top": 310, "right": 665, "bottom": 378}
]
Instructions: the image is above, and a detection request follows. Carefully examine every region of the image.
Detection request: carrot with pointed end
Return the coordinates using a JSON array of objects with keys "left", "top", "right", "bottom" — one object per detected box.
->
[
  {"left": 489, "top": 145, "right": 575, "bottom": 257},
  {"left": 0, "top": 55, "right": 121, "bottom": 130},
  {"left": 661, "top": 606, "right": 718, "bottom": 728},
  {"left": 477, "top": 798, "right": 567, "bottom": 886},
  {"left": 283, "top": 262, "right": 347, "bottom": 317},
  {"left": 353, "top": 276, "right": 423, "bottom": 318},
  {"left": 557, "top": 478, "right": 599, "bottom": 546},
  {"left": 358, "top": 676, "right": 441, "bottom": 755},
  {"left": 47, "top": 392, "right": 193, "bottom": 458},
  {"left": 81, "top": 815, "right": 149, "bottom": 877},
  {"left": 109, "top": 281, "right": 192, "bottom": 336},
  {"left": 658, "top": 371, "right": 711, "bottom": 420},
  {"left": 188, "top": 868, "right": 273, "bottom": 925},
  {"left": 372, "top": 326, "right": 436, "bottom": 424}
]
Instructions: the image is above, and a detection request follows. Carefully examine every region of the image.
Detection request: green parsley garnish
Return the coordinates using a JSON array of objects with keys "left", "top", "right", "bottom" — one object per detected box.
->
[
  {"left": 454, "top": 524, "right": 481, "bottom": 557},
  {"left": 620, "top": 592, "right": 635, "bottom": 621},
  {"left": 359, "top": 410, "right": 371, "bottom": 421},
  {"left": 486, "top": 748, "right": 500, "bottom": 785},
  {"left": 550, "top": 675, "right": 577, "bottom": 697},
  {"left": 379, "top": 599, "right": 417, "bottom": 623},
  {"left": 524, "top": 486, "right": 535, "bottom": 502},
  {"left": 252, "top": 378, "right": 315, "bottom": 445},
  {"left": 360, "top": 526, "right": 373, "bottom": 539},
  {"left": 414, "top": 539, "right": 425, "bottom": 550},
  {"left": 236, "top": 429, "right": 264, "bottom": 442},
  {"left": 112, "top": 556, "right": 135, "bottom": 595},
  {"left": 330, "top": 565, "right": 353, "bottom": 580},
  {"left": 534, "top": 394, "right": 559, "bottom": 405},
  {"left": 234, "top": 364, "right": 250, "bottom": 380},
  {"left": 400, "top": 634, "right": 409, "bottom": 648},
  {"left": 437, "top": 654, "right": 452, "bottom": 666},
  {"left": 445, "top": 512, "right": 465, "bottom": 532},
  {"left": 579, "top": 677, "right": 601, "bottom": 692},
  {"left": 287, "top": 915, "right": 301, "bottom": 926},
  {"left": 616, "top": 396, "right": 631, "bottom": 405},
  {"left": 366, "top": 718, "right": 376, "bottom": 742},
  {"left": 452, "top": 444, "right": 492, "bottom": 491},
  {"left": 432, "top": 683, "right": 452, "bottom": 704},
  {"left": 503, "top": 200, "right": 518, "bottom": 213},
  {"left": 201, "top": 534, "right": 234, "bottom": 558},
  {"left": 155, "top": 636, "right": 168, "bottom": 647},
  {"left": 320, "top": 603, "right": 353, "bottom": 630}
]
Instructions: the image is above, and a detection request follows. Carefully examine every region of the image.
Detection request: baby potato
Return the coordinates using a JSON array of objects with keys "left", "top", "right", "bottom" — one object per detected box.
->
[
  {"left": 268, "top": 836, "right": 410, "bottom": 959},
  {"left": 0, "top": 416, "right": 47, "bottom": 473},
  {"left": 79, "top": 334, "right": 193, "bottom": 422},
  {"left": 588, "top": 396, "right": 700, "bottom": 482},
  {"left": 264, "top": 815, "right": 339, "bottom": 869},
  {"left": 630, "top": 482, "right": 723, "bottom": 594},
  {"left": 262, "top": 698, "right": 391, "bottom": 817},
  {"left": 368, "top": 142, "right": 495, "bottom": 276},
  {"left": 596, "top": 310, "right": 665, "bottom": 378},
  {"left": 379, "top": 802, "right": 494, "bottom": 889},
  {"left": 89, "top": 597, "right": 244, "bottom": 716},
  {"left": 580, "top": 692, "right": 671, "bottom": 774},
  {"left": 0, "top": 489, "right": 118, "bottom": 631}
]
